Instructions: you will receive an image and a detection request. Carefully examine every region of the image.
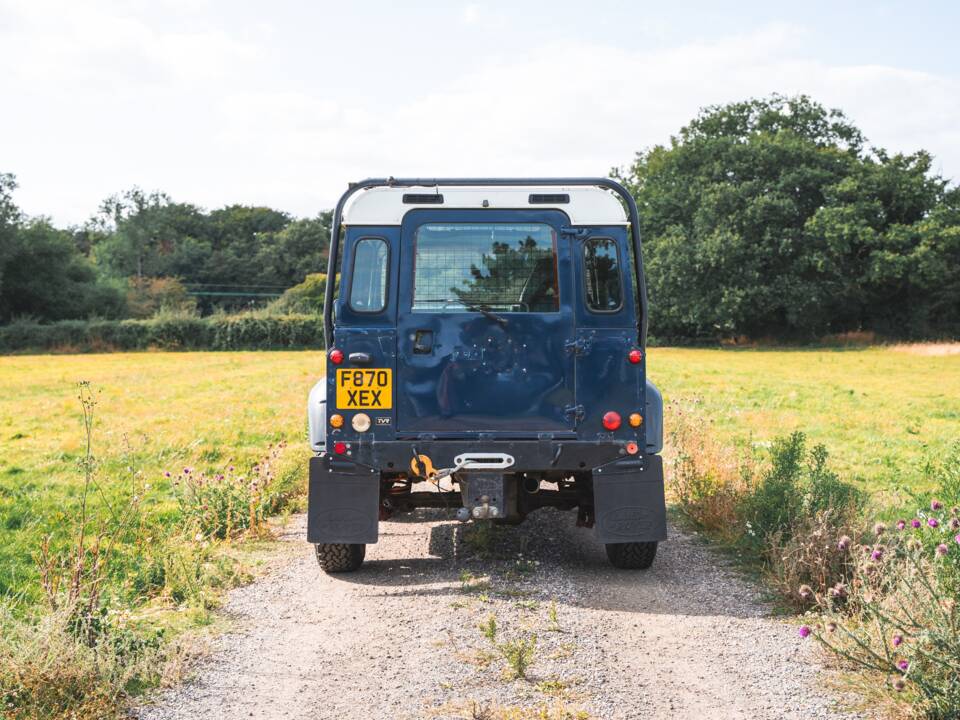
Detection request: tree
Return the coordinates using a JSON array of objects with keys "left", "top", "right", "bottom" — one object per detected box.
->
[
  {"left": 617, "top": 94, "right": 959, "bottom": 339},
  {"left": 0, "top": 220, "right": 125, "bottom": 322}
]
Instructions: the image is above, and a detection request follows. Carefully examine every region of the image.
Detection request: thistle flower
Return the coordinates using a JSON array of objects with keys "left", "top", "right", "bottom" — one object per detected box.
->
[
  {"left": 837, "top": 535, "right": 852, "bottom": 551},
  {"left": 873, "top": 522, "right": 886, "bottom": 536},
  {"left": 892, "top": 634, "right": 903, "bottom": 647},
  {"left": 928, "top": 518, "right": 939, "bottom": 528},
  {"left": 829, "top": 582, "right": 847, "bottom": 598},
  {"left": 893, "top": 678, "right": 906, "bottom": 692},
  {"left": 798, "top": 584, "right": 812, "bottom": 600},
  {"left": 931, "top": 499, "right": 943, "bottom": 511},
  {"left": 911, "top": 518, "right": 922, "bottom": 528},
  {"left": 897, "top": 660, "right": 909, "bottom": 672},
  {"left": 164, "top": 471, "right": 171, "bottom": 478},
  {"left": 895, "top": 519, "right": 906, "bottom": 531},
  {"left": 825, "top": 622, "right": 837, "bottom": 633},
  {"left": 950, "top": 518, "right": 960, "bottom": 531},
  {"left": 955, "top": 533, "right": 960, "bottom": 545},
  {"left": 183, "top": 467, "right": 191, "bottom": 475},
  {"left": 936, "top": 543, "right": 949, "bottom": 556},
  {"left": 871, "top": 548, "right": 884, "bottom": 561},
  {"left": 798, "top": 625, "right": 811, "bottom": 638}
]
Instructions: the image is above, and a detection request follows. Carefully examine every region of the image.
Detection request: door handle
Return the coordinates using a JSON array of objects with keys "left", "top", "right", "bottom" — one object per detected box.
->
[{"left": 413, "top": 329, "right": 434, "bottom": 354}]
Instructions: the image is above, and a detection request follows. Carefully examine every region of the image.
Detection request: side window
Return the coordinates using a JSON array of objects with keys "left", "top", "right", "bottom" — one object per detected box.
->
[
  {"left": 349, "top": 237, "right": 388, "bottom": 312},
  {"left": 583, "top": 237, "right": 622, "bottom": 312}
]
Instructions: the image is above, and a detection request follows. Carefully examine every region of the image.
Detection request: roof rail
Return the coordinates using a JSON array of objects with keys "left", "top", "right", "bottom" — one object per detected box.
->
[{"left": 323, "top": 178, "right": 648, "bottom": 349}]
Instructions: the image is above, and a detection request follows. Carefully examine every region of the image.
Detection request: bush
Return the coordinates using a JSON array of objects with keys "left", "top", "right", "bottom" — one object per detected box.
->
[
  {"left": 805, "top": 490, "right": 960, "bottom": 718},
  {"left": 0, "top": 313, "right": 323, "bottom": 353}
]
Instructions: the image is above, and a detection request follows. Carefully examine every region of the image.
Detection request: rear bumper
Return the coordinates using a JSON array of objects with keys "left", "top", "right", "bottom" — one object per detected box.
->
[{"left": 324, "top": 438, "right": 638, "bottom": 474}]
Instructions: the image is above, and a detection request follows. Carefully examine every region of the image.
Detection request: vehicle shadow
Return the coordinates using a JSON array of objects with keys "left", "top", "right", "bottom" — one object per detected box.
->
[{"left": 327, "top": 507, "right": 768, "bottom": 619}]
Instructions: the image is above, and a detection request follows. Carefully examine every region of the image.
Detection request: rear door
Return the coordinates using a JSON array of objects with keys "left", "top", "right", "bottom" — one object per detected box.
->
[{"left": 395, "top": 209, "right": 576, "bottom": 438}]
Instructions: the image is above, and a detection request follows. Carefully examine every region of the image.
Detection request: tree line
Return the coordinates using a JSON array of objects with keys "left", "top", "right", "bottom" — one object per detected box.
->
[{"left": 1, "top": 94, "right": 958, "bottom": 340}]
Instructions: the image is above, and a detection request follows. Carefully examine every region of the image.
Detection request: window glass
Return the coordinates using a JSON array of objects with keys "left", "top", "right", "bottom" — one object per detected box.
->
[
  {"left": 583, "top": 237, "right": 622, "bottom": 311},
  {"left": 413, "top": 223, "right": 559, "bottom": 312},
  {"left": 348, "top": 238, "right": 388, "bottom": 312}
]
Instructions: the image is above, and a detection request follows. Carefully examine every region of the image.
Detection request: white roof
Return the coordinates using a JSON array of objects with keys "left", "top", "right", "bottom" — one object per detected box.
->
[{"left": 342, "top": 185, "right": 628, "bottom": 226}]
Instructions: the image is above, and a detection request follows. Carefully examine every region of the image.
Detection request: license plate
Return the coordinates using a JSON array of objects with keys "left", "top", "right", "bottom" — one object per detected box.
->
[{"left": 336, "top": 368, "right": 392, "bottom": 409}]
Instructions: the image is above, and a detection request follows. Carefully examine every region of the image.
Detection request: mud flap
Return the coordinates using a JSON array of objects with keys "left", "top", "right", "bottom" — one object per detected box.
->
[
  {"left": 592, "top": 454, "right": 667, "bottom": 543},
  {"left": 306, "top": 455, "right": 379, "bottom": 544}
]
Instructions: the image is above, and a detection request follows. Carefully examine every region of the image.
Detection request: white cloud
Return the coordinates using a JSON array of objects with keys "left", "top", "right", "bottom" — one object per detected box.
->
[{"left": 1, "top": 7, "right": 957, "bottom": 225}]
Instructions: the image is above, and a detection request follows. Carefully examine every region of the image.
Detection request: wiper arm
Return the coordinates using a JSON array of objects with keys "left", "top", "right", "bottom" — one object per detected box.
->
[{"left": 466, "top": 303, "right": 509, "bottom": 326}]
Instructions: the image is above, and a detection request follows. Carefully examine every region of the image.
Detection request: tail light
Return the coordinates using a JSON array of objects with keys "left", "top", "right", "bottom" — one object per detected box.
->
[
  {"left": 329, "top": 413, "right": 344, "bottom": 428},
  {"left": 629, "top": 413, "right": 643, "bottom": 427},
  {"left": 602, "top": 411, "right": 621, "bottom": 431},
  {"left": 329, "top": 348, "right": 344, "bottom": 365},
  {"left": 333, "top": 441, "right": 347, "bottom": 454},
  {"left": 625, "top": 441, "right": 639, "bottom": 455},
  {"left": 628, "top": 349, "right": 642, "bottom": 364}
]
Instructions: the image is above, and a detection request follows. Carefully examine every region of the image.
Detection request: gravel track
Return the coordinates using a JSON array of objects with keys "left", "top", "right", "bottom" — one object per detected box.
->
[{"left": 134, "top": 506, "right": 863, "bottom": 720}]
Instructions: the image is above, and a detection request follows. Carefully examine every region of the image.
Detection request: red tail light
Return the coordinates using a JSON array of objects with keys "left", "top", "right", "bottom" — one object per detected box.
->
[
  {"left": 628, "top": 349, "right": 642, "bottom": 364},
  {"left": 329, "top": 348, "right": 344, "bottom": 365},
  {"left": 333, "top": 441, "right": 347, "bottom": 454},
  {"left": 602, "top": 411, "right": 621, "bottom": 431}
]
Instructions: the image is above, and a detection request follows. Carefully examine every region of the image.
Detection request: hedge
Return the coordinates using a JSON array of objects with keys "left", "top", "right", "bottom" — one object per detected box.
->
[{"left": 0, "top": 314, "right": 324, "bottom": 353}]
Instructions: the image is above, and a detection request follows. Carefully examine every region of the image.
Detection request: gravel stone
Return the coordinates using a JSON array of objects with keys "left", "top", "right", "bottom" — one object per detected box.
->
[{"left": 133, "top": 508, "right": 866, "bottom": 719}]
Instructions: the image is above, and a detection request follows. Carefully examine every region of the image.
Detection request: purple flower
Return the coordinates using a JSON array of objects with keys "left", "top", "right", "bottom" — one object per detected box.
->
[
  {"left": 931, "top": 499, "right": 943, "bottom": 511},
  {"left": 893, "top": 678, "right": 906, "bottom": 692},
  {"left": 955, "top": 533, "right": 960, "bottom": 545},
  {"left": 837, "top": 535, "right": 852, "bottom": 551},
  {"left": 911, "top": 518, "right": 922, "bottom": 528},
  {"left": 895, "top": 519, "right": 906, "bottom": 531},
  {"left": 950, "top": 518, "right": 960, "bottom": 531},
  {"left": 799, "top": 625, "right": 812, "bottom": 638},
  {"left": 936, "top": 543, "right": 949, "bottom": 556},
  {"left": 825, "top": 622, "right": 837, "bottom": 633},
  {"left": 928, "top": 518, "right": 939, "bottom": 528},
  {"left": 164, "top": 471, "right": 171, "bottom": 478},
  {"left": 892, "top": 634, "right": 903, "bottom": 647},
  {"left": 897, "top": 659, "right": 909, "bottom": 672},
  {"left": 798, "top": 584, "right": 812, "bottom": 600},
  {"left": 183, "top": 467, "right": 191, "bottom": 475},
  {"left": 871, "top": 548, "right": 884, "bottom": 561}
]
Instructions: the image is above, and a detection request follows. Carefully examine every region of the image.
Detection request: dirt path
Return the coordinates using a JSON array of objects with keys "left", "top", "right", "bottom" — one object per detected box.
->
[{"left": 135, "top": 508, "right": 861, "bottom": 720}]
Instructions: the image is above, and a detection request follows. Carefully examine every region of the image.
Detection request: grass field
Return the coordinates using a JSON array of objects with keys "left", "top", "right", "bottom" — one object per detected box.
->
[{"left": 1, "top": 346, "right": 958, "bottom": 605}]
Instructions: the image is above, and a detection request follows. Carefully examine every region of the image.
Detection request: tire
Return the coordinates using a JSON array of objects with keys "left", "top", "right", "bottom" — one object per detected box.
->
[
  {"left": 315, "top": 543, "right": 366, "bottom": 573},
  {"left": 605, "top": 541, "right": 657, "bottom": 570}
]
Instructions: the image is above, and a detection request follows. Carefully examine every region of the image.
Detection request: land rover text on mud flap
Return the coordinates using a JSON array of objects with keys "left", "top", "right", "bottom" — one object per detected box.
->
[{"left": 307, "top": 178, "right": 665, "bottom": 572}]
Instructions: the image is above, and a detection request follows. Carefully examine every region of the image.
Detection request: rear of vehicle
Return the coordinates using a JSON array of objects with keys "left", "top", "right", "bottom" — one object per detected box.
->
[{"left": 307, "top": 179, "right": 665, "bottom": 571}]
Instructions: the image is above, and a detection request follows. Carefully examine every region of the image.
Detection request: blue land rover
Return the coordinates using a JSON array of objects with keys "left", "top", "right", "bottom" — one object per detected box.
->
[{"left": 307, "top": 178, "right": 665, "bottom": 572}]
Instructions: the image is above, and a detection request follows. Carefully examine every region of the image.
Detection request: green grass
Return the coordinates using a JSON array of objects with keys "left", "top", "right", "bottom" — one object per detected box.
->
[
  {"left": 1, "top": 345, "right": 957, "bottom": 607},
  {"left": 0, "top": 351, "right": 325, "bottom": 605},
  {"left": 650, "top": 345, "right": 960, "bottom": 500}
]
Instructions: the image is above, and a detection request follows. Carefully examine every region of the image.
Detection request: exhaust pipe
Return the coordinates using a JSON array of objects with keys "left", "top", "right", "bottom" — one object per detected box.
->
[{"left": 522, "top": 476, "right": 540, "bottom": 494}]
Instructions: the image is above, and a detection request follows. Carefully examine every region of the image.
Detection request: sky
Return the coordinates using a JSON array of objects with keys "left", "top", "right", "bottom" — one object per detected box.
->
[{"left": 1, "top": 0, "right": 958, "bottom": 225}]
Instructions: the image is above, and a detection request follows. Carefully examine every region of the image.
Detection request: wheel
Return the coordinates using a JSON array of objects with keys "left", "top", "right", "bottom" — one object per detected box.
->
[
  {"left": 605, "top": 541, "right": 657, "bottom": 569},
  {"left": 315, "top": 543, "right": 365, "bottom": 573}
]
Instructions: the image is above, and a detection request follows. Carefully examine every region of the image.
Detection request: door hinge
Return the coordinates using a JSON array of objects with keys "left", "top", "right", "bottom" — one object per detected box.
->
[
  {"left": 559, "top": 226, "right": 589, "bottom": 239},
  {"left": 564, "top": 404, "right": 585, "bottom": 423}
]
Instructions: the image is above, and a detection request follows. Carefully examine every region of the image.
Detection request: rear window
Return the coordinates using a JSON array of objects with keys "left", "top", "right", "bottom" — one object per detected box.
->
[
  {"left": 583, "top": 237, "right": 622, "bottom": 312},
  {"left": 349, "top": 237, "right": 388, "bottom": 312},
  {"left": 413, "top": 223, "right": 559, "bottom": 312}
]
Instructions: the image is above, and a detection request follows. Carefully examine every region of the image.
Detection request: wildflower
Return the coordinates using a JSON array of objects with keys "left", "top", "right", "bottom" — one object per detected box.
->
[
  {"left": 911, "top": 518, "right": 921, "bottom": 528},
  {"left": 936, "top": 543, "right": 949, "bottom": 556},
  {"left": 895, "top": 519, "right": 906, "bottom": 531},
  {"left": 950, "top": 518, "right": 960, "bottom": 531},
  {"left": 871, "top": 548, "right": 884, "bottom": 561},
  {"left": 931, "top": 499, "right": 943, "bottom": 511},
  {"left": 955, "top": 533, "right": 960, "bottom": 545},
  {"left": 825, "top": 622, "right": 837, "bottom": 633},
  {"left": 892, "top": 634, "right": 903, "bottom": 647},
  {"left": 837, "top": 535, "right": 852, "bottom": 551},
  {"left": 194, "top": 532, "right": 204, "bottom": 542},
  {"left": 829, "top": 583, "right": 847, "bottom": 598},
  {"left": 798, "top": 625, "right": 811, "bottom": 638},
  {"left": 164, "top": 471, "right": 171, "bottom": 478},
  {"left": 893, "top": 678, "right": 906, "bottom": 692},
  {"left": 897, "top": 659, "right": 909, "bottom": 672},
  {"left": 229, "top": 465, "right": 235, "bottom": 472},
  {"left": 953, "top": 506, "right": 959, "bottom": 516},
  {"left": 183, "top": 467, "right": 191, "bottom": 475},
  {"left": 928, "top": 518, "right": 939, "bottom": 528},
  {"left": 873, "top": 522, "right": 886, "bottom": 536},
  {"left": 798, "top": 584, "right": 812, "bottom": 600}
]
